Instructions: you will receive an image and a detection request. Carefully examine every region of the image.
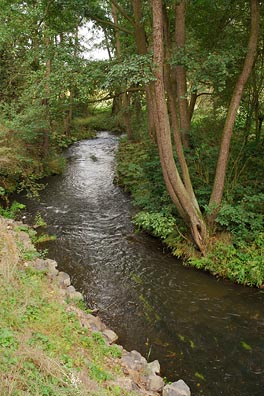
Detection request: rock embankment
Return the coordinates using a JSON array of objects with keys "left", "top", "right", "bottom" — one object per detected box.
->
[{"left": 0, "top": 216, "right": 191, "bottom": 396}]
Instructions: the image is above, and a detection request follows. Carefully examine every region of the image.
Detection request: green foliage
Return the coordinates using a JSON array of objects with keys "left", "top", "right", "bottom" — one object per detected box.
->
[
  {"left": 0, "top": 201, "right": 25, "bottom": 219},
  {"left": 75, "top": 111, "right": 122, "bottom": 133},
  {"left": 116, "top": 126, "right": 264, "bottom": 287},
  {"left": 189, "top": 234, "right": 264, "bottom": 287},
  {"left": 116, "top": 139, "right": 172, "bottom": 212},
  {"left": 0, "top": 328, "right": 17, "bottom": 349},
  {"left": 34, "top": 212, "right": 47, "bottom": 228},
  {"left": 89, "top": 363, "right": 112, "bottom": 383},
  {"left": 133, "top": 211, "right": 176, "bottom": 240},
  {"left": 103, "top": 54, "right": 156, "bottom": 90},
  {"left": 216, "top": 199, "right": 263, "bottom": 243}
]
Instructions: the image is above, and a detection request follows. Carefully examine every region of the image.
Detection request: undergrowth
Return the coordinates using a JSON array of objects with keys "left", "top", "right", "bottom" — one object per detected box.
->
[{"left": 115, "top": 134, "right": 264, "bottom": 288}]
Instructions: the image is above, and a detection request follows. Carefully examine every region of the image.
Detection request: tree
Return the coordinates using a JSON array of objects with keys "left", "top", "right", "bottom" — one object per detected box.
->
[{"left": 149, "top": 0, "right": 260, "bottom": 251}]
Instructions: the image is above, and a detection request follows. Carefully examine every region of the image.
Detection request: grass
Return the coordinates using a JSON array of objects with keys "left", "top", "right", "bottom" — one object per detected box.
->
[{"left": 0, "top": 217, "right": 135, "bottom": 396}]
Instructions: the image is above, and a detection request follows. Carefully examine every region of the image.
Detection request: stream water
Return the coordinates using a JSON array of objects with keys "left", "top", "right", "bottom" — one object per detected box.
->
[{"left": 20, "top": 132, "right": 264, "bottom": 396}]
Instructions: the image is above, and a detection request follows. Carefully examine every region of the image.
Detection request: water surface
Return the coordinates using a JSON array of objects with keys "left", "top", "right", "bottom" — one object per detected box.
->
[{"left": 21, "top": 132, "right": 264, "bottom": 396}]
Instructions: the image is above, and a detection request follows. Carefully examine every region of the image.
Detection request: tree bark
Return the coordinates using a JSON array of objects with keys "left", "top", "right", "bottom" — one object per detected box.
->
[
  {"left": 163, "top": 5, "right": 199, "bottom": 211},
  {"left": 111, "top": 3, "right": 133, "bottom": 138},
  {"left": 175, "top": 0, "right": 190, "bottom": 148},
  {"left": 152, "top": 0, "right": 207, "bottom": 252},
  {"left": 133, "top": 0, "right": 156, "bottom": 140},
  {"left": 208, "top": 0, "right": 260, "bottom": 223},
  {"left": 42, "top": 33, "right": 51, "bottom": 156}
]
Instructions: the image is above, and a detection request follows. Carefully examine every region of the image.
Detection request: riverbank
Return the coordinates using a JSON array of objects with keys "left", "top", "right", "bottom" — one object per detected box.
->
[
  {"left": 115, "top": 138, "right": 264, "bottom": 288},
  {"left": 0, "top": 215, "right": 190, "bottom": 396}
]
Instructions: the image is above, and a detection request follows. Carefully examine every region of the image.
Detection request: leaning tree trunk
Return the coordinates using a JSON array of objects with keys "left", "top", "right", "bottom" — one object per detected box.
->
[
  {"left": 208, "top": 0, "right": 260, "bottom": 225},
  {"left": 163, "top": 6, "right": 199, "bottom": 212},
  {"left": 152, "top": 0, "right": 207, "bottom": 252}
]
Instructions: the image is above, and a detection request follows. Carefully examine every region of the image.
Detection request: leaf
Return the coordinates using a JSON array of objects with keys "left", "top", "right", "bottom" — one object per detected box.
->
[
  {"left": 195, "top": 372, "right": 206, "bottom": 381},
  {"left": 178, "top": 334, "right": 185, "bottom": 342},
  {"left": 241, "top": 341, "right": 252, "bottom": 351},
  {"left": 189, "top": 340, "right": 195, "bottom": 349}
]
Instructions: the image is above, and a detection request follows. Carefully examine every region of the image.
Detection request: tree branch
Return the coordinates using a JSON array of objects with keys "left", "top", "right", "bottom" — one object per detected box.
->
[
  {"left": 93, "top": 17, "right": 133, "bottom": 35},
  {"left": 87, "top": 87, "right": 144, "bottom": 103},
  {"left": 108, "top": 0, "right": 135, "bottom": 26}
]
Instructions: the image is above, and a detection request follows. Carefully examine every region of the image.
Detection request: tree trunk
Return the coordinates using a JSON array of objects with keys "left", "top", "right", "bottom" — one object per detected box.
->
[
  {"left": 123, "top": 92, "right": 133, "bottom": 140},
  {"left": 175, "top": 0, "right": 190, "bottom": 148},
  {"left": 112, "top": 3, "right": 133, "bottom": 138},
  {"left": 42, "top": 33, "right": 51, "bottom": 156},
  {"left": 163, "top": 5, "right": 199, "bottom": 211},
  {"left": 133, "top": 0, "right": 156, "bottom": 141},
  {"left": 152, "top": 0, "right": 207, "bottom": 252},
  {"left": 208, "top": 0, "right": 260, "bottom": 224}
]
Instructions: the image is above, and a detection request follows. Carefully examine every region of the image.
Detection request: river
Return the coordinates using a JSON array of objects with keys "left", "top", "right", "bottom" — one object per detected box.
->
[{"left": 20, "top": 132, "right": 264, "bottom": 396}]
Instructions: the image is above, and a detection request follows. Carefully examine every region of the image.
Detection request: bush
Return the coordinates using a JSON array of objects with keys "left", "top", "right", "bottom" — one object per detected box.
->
[{"left": 189, "top": 233, "right": 264, "bottom": 287}]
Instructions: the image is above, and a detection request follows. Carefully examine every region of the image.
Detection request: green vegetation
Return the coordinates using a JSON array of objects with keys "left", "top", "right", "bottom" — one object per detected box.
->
[
  {"left": 116, "top": 130, "right": 264, "bottom": 287},
  {"left": 0, "top": 0, "right": 263, "bottom": 287},
  {"left": 0, "top": 218, "right": 132, "bottom": 396},
  {"left": 0, "top": 202, "right": 26, "bottom": 219}
]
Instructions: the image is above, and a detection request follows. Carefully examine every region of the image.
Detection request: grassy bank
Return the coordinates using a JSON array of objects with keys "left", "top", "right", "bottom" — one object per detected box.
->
[
  {"left": 115, "top": 137, "right": 264, "bottom": 288},
  {"left": 0, "top": 216, "right": 151, "bottom": 396}
]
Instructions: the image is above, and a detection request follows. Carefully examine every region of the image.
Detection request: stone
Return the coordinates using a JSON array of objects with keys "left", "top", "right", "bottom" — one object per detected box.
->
[
  {"left": 67, "top": 285, "right": 76, "bottom": 294},
  {"left": 56, "top": 271, "right": 71, "bottom": 288},
  {"left": 47, "top": 267, "right": 59, "bottom": 279},
  {"left": 86, "top": 314, "right": 106, "bottom": 332},
  {"left": 163, "top": 380, "right": 191, "bottom": 396},
  {"left": 33, "top": 258, "right": 48, "bottom": 271},
  {"left": 147, "top": 374, "right": 164, "bottom": 392},
  {"left": 73, "top": 291, "right": 84, "bottom": 301},
  {"left": 45, "top": 259, "right": 58, "bottom": 271},
  {"left": 57, "top": 288, "right": 66, "bottom": 297},
  {"left": 65, "top": 286, "right": 84, "bottom": 301},
  {"left": 145, "top": 360, "right": 161, "bottom": 375},
  {"left": 102, "top": 329, "right": 118, "bottom": 344},
  {"left": 65, "top": 306, "right": 105, "bottom": 330},
  {"left": 108, "top": 377, "right": 136, "bottom": 392},
  {"left": 122, "top": 350, "right": 147, "bottom": 371}
]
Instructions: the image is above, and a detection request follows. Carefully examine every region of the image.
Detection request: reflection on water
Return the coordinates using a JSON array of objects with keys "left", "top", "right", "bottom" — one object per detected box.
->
[{"left": 20, "top": 132, "right": 264, "bottom": 396}]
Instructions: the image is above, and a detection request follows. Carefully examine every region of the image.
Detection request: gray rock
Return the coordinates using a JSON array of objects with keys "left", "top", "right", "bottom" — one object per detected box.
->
[
  {"left": 145, "top": 360, "right": 160, "bottom": 375},
  {"left": 163, "top": 380, "right": 191, "bottom": 396},
  {"left": 56, "top": 271, "right": 71, "bottom": 288},
  {"left": 73, "top": 291, "right": 84, "bottom": 301},
  {"left": 33, "top": 258, "right": 48, "bottom": 271},
  {"left": 122, "top": 350, "right": 147, "bottom": 371},
  {"left": 65, "top": 286, "right": 84, "bottom": 301},
  {"left": 108, "top": 377, "right": 136, "bottom": 392},
  {"left": 45, "top": 259, "right": 58, "bottom": 271},
  {"left": 57, "top": 288, "right": 67, "bottom": 297},
  {"left": 102, "top": 329, "right": 119, "bottom": 344},
  {"left": 147, "top": 374, "right": 164, "bottom": 392},
  {"left": 67, "top": 285, "right": 76, "bottom": 294},
  {"left": 47, "top": 267, "right": 59, "bottom": 279},
  {"left": 85, "top": 314, "right": 106, "bottom": 332}
]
